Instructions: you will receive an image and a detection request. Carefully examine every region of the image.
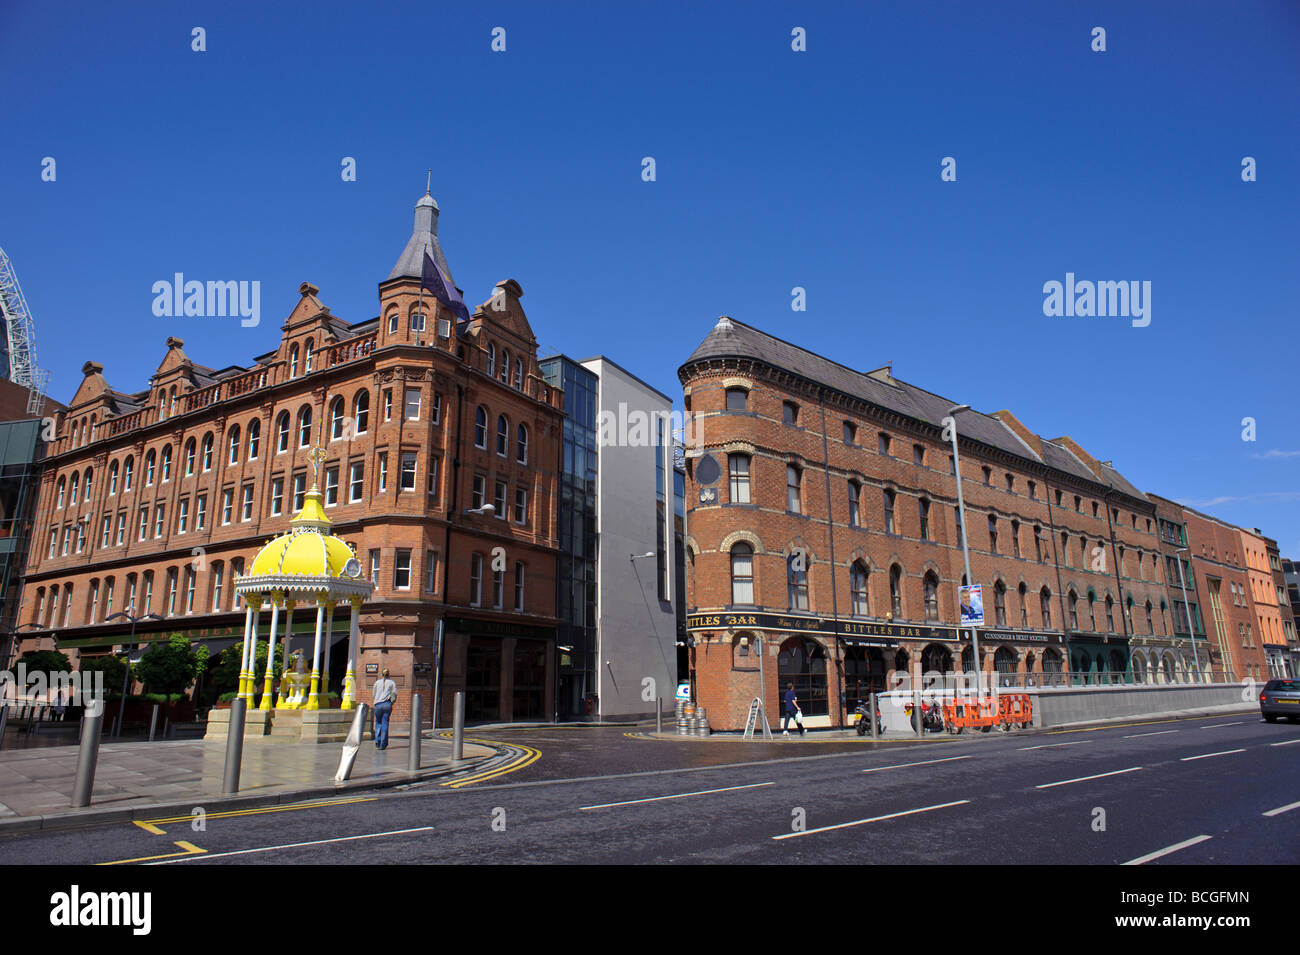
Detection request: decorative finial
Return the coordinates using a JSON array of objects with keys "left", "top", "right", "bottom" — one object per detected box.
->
[
  {"left": 307, "top": 416, "right": 327, "bottom": 488},
  {"left": 426, "top": 169, "right": 432, "bottom": 195}
]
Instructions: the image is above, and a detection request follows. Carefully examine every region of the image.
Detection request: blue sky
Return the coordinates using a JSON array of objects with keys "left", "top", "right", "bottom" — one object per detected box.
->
[{"left": 4, "top": 0, "right": 1299, "bottom": 553}]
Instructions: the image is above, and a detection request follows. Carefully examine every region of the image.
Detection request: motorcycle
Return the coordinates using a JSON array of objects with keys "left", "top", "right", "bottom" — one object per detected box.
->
[
  {"left": 905, "top": 697, "right": 945, "bottom": 733},
  {"left": 853, "top": 699, "right": 885, "bottom": 736}
]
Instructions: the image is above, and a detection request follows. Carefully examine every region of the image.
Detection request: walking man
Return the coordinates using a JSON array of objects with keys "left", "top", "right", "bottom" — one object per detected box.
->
[
  {"left": 372, "top": 668, "right": 397, "bottom": 750},
  {"left": 782, "top": 682, "right": 804, "bottom": 737}
]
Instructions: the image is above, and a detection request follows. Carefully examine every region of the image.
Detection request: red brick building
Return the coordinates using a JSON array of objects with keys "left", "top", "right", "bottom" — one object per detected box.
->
[
  {"left": 17, "top": 191, "right": 564, "bottom": 724},
  {"left": 679, "top": 316, "right": 1173, "bottom": 730}
]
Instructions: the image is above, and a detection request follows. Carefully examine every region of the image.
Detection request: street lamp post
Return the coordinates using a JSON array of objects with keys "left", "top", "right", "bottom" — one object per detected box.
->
[
  {"left": 945, "top": 405, "right": 981, "bottom": 698},
  {"left": 1174, "top": 546, "right": 1203, "bottom": 683},
  {"left": 107, "top": 612, "right": 162, "bottom": 736}
]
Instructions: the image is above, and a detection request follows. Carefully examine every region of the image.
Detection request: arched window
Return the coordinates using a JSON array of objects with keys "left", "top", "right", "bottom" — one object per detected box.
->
[
  {"left": 108, "top": 460, "right": 119, "bottom": 495},
  {"left": 330, "top": 397, "right": 346, "bottom": 440},
  {"left": 1068, "top": 589, "right": 1079, "bottom": 630},
  {"left": 184, "top": 438, "right": 196, "bottom": 475},
  {"left": 730, "top": 543, "right": 754, "bottom": 605},
  {"left": 994, "top": 580, "right": 1007, "bottom": 626},
  {"left": 84, "top": 467, "right": 93, "bottom": 499},
  {"left": 228, "top": 425, "right": 240, "bottom": 465},
  {"left": 123, "top": 456, "right": 134, "bottom": 491},
  {"left": 501, "top": 349, "right": 511, "bottom": 383},
  {"left": 514, "top": 357, "right": 523, "bottom": 389},
  {"left": 847, "top": 481, "right": 861, "bottom": 526},
  {"left": 289, "top": 344, "right": 300, "bottom": 378},
  {"left": 496, "top": 415, "right": 509, "bottom": 456},
  {"left": 387, "top": 309, "right": 399, "bottom": 335},
  {"left": 474, "top": 407, "right": 487, "bottom": 449},
  {"left": 850, "top": 561, "right": 869, "bottom": 616},
  {"left": 786, "top": 464, "right": 801, "bottom": 513},
  {"left": 1040, "top": 587, "right": 1053, "bottom": 628},
  {"left": 304, "top": 338, "right": 313, "bottom": 373},
  {"left": 787, "top": 551, "right": 809, "bottom": 610},
  {"left": 353, "top": 390, "right": 369, "bottom": 434},
  {"left": 69, "top": 473, "right": 79, "bottom": 506},
  {"left": 994, "top": 648, "right": 1019, "bottom": 685},
  {"left": 1088, "top": 591, "right": 1097, "bottom": 630},
  {"left": 923, "top": 571, "right": 939, "bottom": 621},
  {"left": 1105, "top": 595, "right": 1115, "bottom": 633},
  {"left": 145, "top": 450, "right": 156, "bottom": 485},
  {"left": 777, "top": 638, "right": 828, "bottom": 717},
  {"left": 516, "top": 423, "right": 528, "bottom": 464},
  {"left": 889, "top": 564, "right": 903, "bottom": 618},
  {"left": 298, "top": 406, "right": 312, "bottom": 447},
  {"left": 275, "top": 413, "right": 290, "bottom": 452},
  {"left": 169, "top": 386, "right": 177, "bottom": 417},
  {"left": 201, "top": 433, "right": 213, "bottom": 470},
  {"left": 487, "top": 343, "right": 496, "bottom": 378},
  {"left": 160, "top": 444, "right": 172, "bottom": 481},
  {"left": 247, "top": 419, "right": 260, "bottom": 459},
  {"left": 1145, "top": 600, "right": 1154, "bottom": 635},
  {"left": 56, "top": 476, "right": 65, "bottom": 508},
  {"left": 725, "top": 387, "right": 748, "bottom": 411}
]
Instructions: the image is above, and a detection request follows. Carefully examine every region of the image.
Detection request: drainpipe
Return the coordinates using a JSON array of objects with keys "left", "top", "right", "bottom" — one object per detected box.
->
[{"left": 818, "top": 389, "right": 843, "bottom": 728}]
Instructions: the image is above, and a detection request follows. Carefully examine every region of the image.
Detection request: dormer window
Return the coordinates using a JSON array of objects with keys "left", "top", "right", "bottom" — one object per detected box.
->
[
  {"left": 387, "top": 310, "right": 399, "bottom": 335},
  {"left": 289, "top": 344, "right": 300, "bottom": 378}
]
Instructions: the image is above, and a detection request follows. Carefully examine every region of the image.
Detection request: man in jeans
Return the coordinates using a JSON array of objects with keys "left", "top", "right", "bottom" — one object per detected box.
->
[{"left": 372, "top": 668, "right": 397, "bottom": 750}]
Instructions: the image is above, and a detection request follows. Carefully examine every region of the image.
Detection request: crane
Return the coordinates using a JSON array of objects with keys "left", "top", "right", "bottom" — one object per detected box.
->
[{"left": 0, "top": 246, "right": 49, "bottom": 415}]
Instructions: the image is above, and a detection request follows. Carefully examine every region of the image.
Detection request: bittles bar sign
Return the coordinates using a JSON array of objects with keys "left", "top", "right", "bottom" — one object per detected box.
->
[{"left": 685, "top": 611, "right": 956, "bottom": 645}]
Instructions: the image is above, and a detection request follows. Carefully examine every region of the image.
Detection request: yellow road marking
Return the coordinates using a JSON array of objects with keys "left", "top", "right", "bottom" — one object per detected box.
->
[
  {"left": 134, "top": 797, "right": 377, "bottom": 834},
  {"left": 442, "top": 744, "right": 541, "bottom": 788},
  {"left": 99, "top": 840, "right": 207, "bottom": 865}
]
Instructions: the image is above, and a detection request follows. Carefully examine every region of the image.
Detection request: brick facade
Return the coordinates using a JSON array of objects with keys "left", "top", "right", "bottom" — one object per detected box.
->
[{"left": 18, "top": 194, "right": 564, "bottom": 725}]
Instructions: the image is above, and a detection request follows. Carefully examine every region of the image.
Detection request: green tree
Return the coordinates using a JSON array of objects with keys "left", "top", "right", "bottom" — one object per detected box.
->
[
  {"left": 75, "top": 654, "right": 129, "bottom": 697},
  {"left": 15, "top": 649, "right": 71, "bottom": 675},
  {"left": 133, "top": 635, "right": 198, "bottom": 699}
]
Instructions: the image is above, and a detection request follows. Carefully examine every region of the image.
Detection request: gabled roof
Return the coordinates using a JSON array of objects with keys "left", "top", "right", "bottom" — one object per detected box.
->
[{"left": 680, "top": 315, "right": 1149, "bottom": 501}]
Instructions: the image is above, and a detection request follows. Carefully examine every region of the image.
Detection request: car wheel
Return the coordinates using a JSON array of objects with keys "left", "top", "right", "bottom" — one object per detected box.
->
[{"left": 1264, "top": 713, "right": 1278, "bottom": 723}]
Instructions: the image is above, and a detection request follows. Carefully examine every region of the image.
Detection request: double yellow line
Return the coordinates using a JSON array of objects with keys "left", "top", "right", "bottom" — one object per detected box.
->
[{"left": 441, "top": 742, "right": 540, "bottom": 788}]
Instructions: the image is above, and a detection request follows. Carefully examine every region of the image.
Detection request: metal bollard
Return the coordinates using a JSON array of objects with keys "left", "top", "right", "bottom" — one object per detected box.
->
[
  {"left": 72, "top": 699, "right": 105, "bottom": 807},
  {"left": 656, "top": 697, "right": 662, "bottom": 735},
  {"left": 913, "top": 685, "right": 923, "bottom": 738},
  {"left": 451, "top": 691, "right": 465, "bottom": 761},
  {"left": 221, "top": 697, "right": 247, "bottom": 794},
  {"left": 408, "top": 694, "right": 422, "bottom": 773},
  {"left": 148, "top": 704, "right": 159, "bottom": 742},
  {"left": 870, "top": 692, "right": 880, "bottom": 738},
  {"left": 335, "top": 703, "right": 370, "bottom": 782}
]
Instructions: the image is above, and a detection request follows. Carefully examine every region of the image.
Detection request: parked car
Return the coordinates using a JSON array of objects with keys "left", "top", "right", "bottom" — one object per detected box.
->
[{"left": 1259, "top": 679, "right": 1300, "bottom": 723}]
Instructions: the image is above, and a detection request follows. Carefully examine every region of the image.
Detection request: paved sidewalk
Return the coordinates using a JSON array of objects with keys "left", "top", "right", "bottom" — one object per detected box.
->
[{"left": 0, "top": 730, "right": 494, "bottom": 831}]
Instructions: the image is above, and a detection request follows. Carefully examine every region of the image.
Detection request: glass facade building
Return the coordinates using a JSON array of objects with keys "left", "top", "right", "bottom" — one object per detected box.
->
[{"left": 540, "top": 356, "right": 599, "bottom": 719}]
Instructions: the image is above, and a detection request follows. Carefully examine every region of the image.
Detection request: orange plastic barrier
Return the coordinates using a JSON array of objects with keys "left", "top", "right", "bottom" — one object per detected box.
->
[{"left": 942, "top": 694, "right": 1031, "bottom": 733}]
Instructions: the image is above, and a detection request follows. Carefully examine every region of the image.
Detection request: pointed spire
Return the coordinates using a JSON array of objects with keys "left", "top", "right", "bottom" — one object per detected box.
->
[{"left": 388, "top": 180, "right": 454, "bottom": 286}]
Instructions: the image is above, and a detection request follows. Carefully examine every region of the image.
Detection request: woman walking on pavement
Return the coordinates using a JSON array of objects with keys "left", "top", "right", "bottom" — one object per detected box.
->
[{"left": 782, "top": 682, "right": 805, "bottom": 736}]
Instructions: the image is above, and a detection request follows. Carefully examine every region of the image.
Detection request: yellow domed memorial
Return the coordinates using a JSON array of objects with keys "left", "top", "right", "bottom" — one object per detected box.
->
[{"left": 233, "top": 443, "right": 374, "bottom": 712}]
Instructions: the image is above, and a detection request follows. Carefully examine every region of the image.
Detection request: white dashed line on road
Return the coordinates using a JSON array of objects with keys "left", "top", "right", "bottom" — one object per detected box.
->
[
  {"left": 1123, "top": 730, "right": 1179, "bottom": 738},
  {"left": 1122, "top": 835, "right": 1212, "bottom": 866},
  {"left": 1018, "top": 740, "right": 1094, "bottom": 751},
  {"left": 150, "top": 827, "right": 436, "bottom": 863},
  {"left": 580, "top": 781, "right": 774, "bottom": 810},
  {"left": 772, "top": 800, "right": 970, "bottom": 840},
  {"left": 860, "top": 756, "right": 972, "bottom": 773},
  {"left": 1200, "top": 722, "right": 1247, "bottom": 729},
  {"left": 1035, "top": 767, "right": 1142, "bottom": 789},
  {"left": 1180, "top": 749, "right": 1246, "bottom": 762},
  {"left": 1270, "top": 739, "right": 1300, "bottom": 747},
  {"left": 1262, "top": 800, "right": 1300, "bottom": 818}
]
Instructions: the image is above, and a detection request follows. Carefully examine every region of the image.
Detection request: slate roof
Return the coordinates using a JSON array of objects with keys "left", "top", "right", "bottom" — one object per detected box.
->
[
  {"left": 681, "top": 316, "right": 1149, "bottom": 501},
  {"left": 386, "top": 193, "right": 456, "bottom": 289}
]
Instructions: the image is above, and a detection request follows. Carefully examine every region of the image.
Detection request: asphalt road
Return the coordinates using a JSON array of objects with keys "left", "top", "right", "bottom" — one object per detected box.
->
[{"left": 3, "top": 713, "right": 1298, "bottom": 865}]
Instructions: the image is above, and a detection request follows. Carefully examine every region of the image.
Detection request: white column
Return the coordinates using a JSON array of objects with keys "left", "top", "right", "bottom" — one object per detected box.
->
[
  {"left": 276, "top": 598, "right": 295, "bottom": 708},
  {"left": 342, "top": 597, "right": 361, "bottom": 709},
  {"left": 307, "top": 596, "right": 326, "bottom": 710},
  {"left": 321, "top": 601, "right": 336, "bottom": 706},
  {"left": 260, "top": 596, "right": 281, "bottom": 711},
  {"left": 238, "top": 600, "right": 255, "bottom": 701}
]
